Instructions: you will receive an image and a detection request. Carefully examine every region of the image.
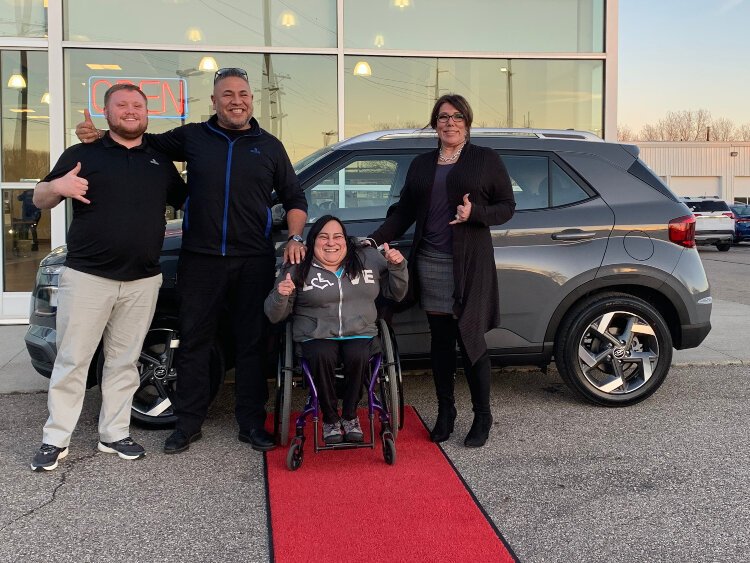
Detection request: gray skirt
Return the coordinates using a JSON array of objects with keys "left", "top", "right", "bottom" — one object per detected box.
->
[{"left": 416, "top": 247, "right": 454, "bottom": 314}]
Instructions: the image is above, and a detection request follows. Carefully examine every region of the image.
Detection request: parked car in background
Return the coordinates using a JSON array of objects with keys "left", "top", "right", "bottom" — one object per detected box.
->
[
  {"left": 730, "top": 203, "right": 750, "bottom": 243},
  {"left": 26, "top": 128, "right": 712, "bottom": 428},
  {"left": 680, "top": 196, "right": 735, "bottom": 251}
]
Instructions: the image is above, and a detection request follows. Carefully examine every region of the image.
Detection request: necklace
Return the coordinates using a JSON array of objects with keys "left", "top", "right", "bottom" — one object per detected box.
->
[{"left": 438, "top": 142, "right": 465, "bottom": 163}]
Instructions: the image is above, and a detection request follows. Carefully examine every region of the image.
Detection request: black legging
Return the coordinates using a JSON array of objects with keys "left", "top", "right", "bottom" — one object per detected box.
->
[{"left": 427, "top": 313, "right": 491, "bottom": 415}]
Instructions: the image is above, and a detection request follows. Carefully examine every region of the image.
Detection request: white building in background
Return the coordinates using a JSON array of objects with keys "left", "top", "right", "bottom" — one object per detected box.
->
[{"left": 638, "top": 142, "right": 750, "bottom": 204}]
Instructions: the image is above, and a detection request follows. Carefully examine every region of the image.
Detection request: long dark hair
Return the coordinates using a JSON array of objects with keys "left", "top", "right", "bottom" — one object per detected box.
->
[
  {"left": 294, "top": 215, "right": 364, "bottom": 287},
  {"left": 429, "top": 93, "right": 473, "bottom": 147}
]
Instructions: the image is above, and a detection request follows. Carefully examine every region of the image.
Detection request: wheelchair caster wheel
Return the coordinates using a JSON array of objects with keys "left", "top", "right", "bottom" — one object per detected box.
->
[
  {"left": 286, "top": 438, "right": 304, "bottom": 471},
  {"left": 382, "top": 435, "right": 396, "bottom": 466}
]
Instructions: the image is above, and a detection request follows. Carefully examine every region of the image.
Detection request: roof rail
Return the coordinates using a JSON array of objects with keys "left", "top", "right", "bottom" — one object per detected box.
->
[{"left": 335, "top": 128, "right": 603, "bottom": 147}]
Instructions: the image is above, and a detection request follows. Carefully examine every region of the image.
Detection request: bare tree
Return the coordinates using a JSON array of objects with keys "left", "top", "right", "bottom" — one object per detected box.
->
[
  {"left": 617, "top": 124, "right": 635, "bottom": 141},
  {"left": 738, "top": 123, "right": 750, "bottom": 141},
  {"left": 638, "top": 109, "right": 712, "bottom": 141},
  {"left": 710, "top": 117, "right": 737, "bottom": 141}
]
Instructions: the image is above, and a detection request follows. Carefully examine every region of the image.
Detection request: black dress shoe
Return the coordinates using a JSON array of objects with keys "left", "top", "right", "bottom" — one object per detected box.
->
[
  {"left": 164, "top": 429, "right": 202, "bottom": 454},
  {"left": 238, "top": 428, "right": 276, "bottom": 452}
]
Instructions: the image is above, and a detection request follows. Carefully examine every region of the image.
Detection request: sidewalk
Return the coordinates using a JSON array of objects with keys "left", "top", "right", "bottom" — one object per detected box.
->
[{"left": 1, "top": 299, "right": 746, "bottom": 394}]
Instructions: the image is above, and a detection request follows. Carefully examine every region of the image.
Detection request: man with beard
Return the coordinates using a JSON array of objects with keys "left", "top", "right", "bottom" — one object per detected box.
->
[{"left": 30, "top": 84, "right": 186, "bottom": 471}]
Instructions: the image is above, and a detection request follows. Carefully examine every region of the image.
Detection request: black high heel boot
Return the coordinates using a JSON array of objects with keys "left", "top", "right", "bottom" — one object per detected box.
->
[
  {"left": 430, "top": 401, "right": 457, "bottom": 443},
  {"left": 464, "top": 413, "right": 493, "bottom": 448}
]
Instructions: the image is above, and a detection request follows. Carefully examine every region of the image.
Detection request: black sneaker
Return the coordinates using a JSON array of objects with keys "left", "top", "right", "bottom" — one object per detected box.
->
[
  {"left": 97, "top": 437, "right": 146, "bottom": 460},
  {"left": 31, "top": 444, "right": 69, "bottom": 472}
]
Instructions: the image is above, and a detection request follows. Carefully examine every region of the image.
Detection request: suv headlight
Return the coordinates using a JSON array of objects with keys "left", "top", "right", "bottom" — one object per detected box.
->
[{"left": 32, "top": 263, "right": 63, "bottom": 317}]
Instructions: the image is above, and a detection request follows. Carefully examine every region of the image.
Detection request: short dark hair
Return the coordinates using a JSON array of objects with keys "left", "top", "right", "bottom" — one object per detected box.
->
[
  {"left": 429, "top": 93, "right": 473, "bottom": 145},
  {"left": 103, "top": 83, "right": 147, "bottom": 107},
  {"left": 293, "top": 215, "right": 364, "bottom": 287}
]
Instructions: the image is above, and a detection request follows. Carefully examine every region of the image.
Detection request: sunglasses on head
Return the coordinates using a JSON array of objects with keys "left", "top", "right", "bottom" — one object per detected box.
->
[{"left": 214, "top": 67, "right": 249, "bottom": 83}]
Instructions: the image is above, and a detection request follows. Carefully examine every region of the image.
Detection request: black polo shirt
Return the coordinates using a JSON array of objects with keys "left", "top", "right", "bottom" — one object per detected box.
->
[{"left": 43, "top": 133, "right": 186, "bottom": 281}]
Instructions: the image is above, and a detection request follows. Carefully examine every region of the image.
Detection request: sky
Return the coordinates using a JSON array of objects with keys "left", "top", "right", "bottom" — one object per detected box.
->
[{"left": 618, "top": 0, "right": 750, "bottom": 131}]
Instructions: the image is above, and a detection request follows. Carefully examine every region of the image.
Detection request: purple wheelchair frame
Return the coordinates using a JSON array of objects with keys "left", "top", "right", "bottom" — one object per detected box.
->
[{"left": 293, "top": 351, "right": 394, "bottom": 453}]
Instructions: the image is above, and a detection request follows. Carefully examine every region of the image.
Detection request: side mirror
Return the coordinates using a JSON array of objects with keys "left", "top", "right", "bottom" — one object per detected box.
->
[{"left": 271, "top": 203, "right": 287, "bottom": 229}]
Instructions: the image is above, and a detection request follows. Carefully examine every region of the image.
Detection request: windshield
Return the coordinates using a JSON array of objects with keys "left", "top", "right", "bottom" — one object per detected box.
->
[{"left": 293, "top": 146, "right": 334, "bottom": 175}]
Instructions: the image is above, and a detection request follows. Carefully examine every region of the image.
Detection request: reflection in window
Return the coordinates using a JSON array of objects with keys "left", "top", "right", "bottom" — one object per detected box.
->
[
  {"left": 345, "top": 56, "right": 604, "bottom": 138},
  {"left": 503, "top": 154, "right": 588, "bottom": 210},
  {"left": 1, "top": 50, "right": 50, "bottom": 181},
  {"left": 64, "top": 49, "right": 337, "bottom": 161},
  {"left": 64, "top": 0, "right": 336, "bottom": 47},
  {"left": 344, "top": 0, "right": 603, "bottom": 53},
  {"left": 0, "top": 1, "right": 47, "bottom": 37},
  {"left": 2, "top": 188, "right": 50, "bottom": 291},
  {"left": 306, "top": 156, "right": 415, "bottom": 223},
  {"left": 550, "top": 161, "right": 589, "bottom": 207}
]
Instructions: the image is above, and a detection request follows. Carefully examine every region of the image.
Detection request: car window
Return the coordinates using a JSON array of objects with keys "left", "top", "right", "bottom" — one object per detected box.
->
[
  {"left": 305, "top": 155, "right": 416, "bottom": 222},
  {"left": 502, "top": 154, "right": 588, "bottom": 210},
  {"left": 685, "top": 200, "right": 730, "bottom": 212}
]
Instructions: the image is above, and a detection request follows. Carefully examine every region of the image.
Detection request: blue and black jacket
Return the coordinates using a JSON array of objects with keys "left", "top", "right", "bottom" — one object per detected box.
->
[{"left": 145, "top": 115, "right": 307, "bottom": 257}]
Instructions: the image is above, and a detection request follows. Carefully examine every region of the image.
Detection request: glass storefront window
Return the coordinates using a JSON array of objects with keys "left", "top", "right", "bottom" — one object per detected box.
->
[
  {"left": 344, "top": 0, "right": 603, "bottom": 53},
  {"left": 2, "top": 187, "right": 50, "bottom": 291},
  {"left": 1, "top": 50, "right": 50, "bottom": 182},
  {"left": 345, "top": 56, "right": 603, "bottom": 138},
  {"left": 0, "top": 1, "right": 47, "bottom": 37},
  {"left": 64, "top": 49, "right": 338, "bottom": 162},
  {"left": 64, "top": 0, "right": 336, "bottom": 48}
]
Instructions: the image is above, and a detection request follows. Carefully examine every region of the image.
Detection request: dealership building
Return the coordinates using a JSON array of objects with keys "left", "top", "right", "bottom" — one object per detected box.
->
[{"left": 0, "top": 0, "right": 618, "bottom": 320}]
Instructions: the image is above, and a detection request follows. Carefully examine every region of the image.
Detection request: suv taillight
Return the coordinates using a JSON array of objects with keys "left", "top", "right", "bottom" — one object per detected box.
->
[
  {"left": 669, "top": 215, "right": 696, "bottom": 248},
  {"left": 722, "top": 212, "right": 735, "bottom": 219}
]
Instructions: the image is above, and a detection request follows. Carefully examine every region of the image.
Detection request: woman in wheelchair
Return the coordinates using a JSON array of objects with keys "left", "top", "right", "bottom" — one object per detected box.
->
[{"left": 264, "top": 215, "right": 408, "bottom": 445}]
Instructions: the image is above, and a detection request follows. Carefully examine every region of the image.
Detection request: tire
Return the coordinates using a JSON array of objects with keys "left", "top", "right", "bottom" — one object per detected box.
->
[
  {"left": 286, "top": 438, "right": 303, "bottom": 471},
  {"left": 377, "top": 319, "right": 401, "bottom": 439},
  {"left": 96, "top": 325, "right": 225, "bottom": 428},
  {"left": 382, "top": 434, "right": 396, "bottom": 466},
  {"left": 716, "top": 242, "right": 731, "bottom": 251},
  {"left": 274, "top": 323, "right": 294, "bottom": 446},
  {"left": 553, "top": 293, "right": 673, "bottom": 407}
]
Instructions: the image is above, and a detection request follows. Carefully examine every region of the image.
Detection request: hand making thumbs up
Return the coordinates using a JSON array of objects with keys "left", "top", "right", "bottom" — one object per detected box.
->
[
  {"left": 76, "top": 109, "right": 103, "bottom": 143},
  {"left": 277, "top": 272, "right": 296, "bottom": 297}
]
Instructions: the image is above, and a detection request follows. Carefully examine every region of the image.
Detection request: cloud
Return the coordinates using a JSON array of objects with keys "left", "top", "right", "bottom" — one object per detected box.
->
[{"left": 719, "top": 0, "right": 744, "bottom": 13}]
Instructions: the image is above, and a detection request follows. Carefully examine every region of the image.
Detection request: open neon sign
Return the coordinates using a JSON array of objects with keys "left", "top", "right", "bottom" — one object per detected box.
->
[{"left": 88, "top": 76, "right": 189, "bottom": 120}]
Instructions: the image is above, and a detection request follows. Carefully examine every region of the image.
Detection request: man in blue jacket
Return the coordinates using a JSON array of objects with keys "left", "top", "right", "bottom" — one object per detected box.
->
[{"left": 78, "top": 68, "right": 307, "bottom": 453}]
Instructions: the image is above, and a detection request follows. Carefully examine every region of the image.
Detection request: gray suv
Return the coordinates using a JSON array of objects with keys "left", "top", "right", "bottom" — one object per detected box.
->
[{"left": 25, "top": 129, "right": 712, "bottom": 425}]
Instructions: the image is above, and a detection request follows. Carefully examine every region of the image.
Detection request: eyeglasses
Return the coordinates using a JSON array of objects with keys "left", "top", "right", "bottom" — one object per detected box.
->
[
  {"left": 214, "top": 67, "right": 249, "bottom": 84},
  {"left": 437, "top": 112, "right": 465, "bottom": 123}
]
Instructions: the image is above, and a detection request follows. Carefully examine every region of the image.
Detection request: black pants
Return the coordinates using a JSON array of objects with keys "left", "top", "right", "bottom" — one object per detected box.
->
[
  {"left": 427, "top": 314, "right": 491, "bottom": 415},
  {"left": 173, "top": 250, "right": 275, "bottom": 435},
  {"left": 300, "top": 338, "right": 374, "bottom": 424}
]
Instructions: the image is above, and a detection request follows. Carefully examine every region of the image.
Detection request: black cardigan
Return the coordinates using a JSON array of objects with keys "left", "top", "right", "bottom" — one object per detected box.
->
[{"left": 371, "top": 142, "right": 515, "bottom": 364}]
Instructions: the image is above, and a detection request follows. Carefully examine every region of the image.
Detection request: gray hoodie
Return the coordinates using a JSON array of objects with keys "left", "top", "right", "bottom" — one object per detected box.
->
[{"left": 264, "top": 246, "right": 408, "bottom": 342}]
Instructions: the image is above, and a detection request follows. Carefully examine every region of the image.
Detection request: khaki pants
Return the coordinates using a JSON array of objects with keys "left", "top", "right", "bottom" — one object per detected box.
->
[{"left": 43, "top": 267, "right": 161, "bottom": 447}]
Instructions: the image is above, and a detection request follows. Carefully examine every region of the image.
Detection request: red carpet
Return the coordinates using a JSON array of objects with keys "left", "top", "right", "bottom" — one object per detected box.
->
[{"left": 265, "top": 407, "right": 517, "bottom": 562}]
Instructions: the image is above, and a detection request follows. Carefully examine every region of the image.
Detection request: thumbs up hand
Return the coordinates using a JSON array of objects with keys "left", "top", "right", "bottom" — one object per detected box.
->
[
  {"left": 76, "top": 109, "right": 103, "bottom": 143},
  {"left": 449, "top": 193, "right": 472, "bottom": 225},
  {"left": 52, "top": 162, "right": 90, "bottom": 204},
  {"left": 277, "top": 272, "right": 296, "bottom": 296}
]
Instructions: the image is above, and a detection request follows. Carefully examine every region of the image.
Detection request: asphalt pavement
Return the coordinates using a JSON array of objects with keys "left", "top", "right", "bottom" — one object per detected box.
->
[{"left": 1, "top": 252, "right": 749, "bottom": 562}]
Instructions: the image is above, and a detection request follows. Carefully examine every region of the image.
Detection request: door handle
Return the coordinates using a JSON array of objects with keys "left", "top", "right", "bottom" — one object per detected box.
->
[{"left": 551, "top": 230, "right": 596, "bottom": 241}]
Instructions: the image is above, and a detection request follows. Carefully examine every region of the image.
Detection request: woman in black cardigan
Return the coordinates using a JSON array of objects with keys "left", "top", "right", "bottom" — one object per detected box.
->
[{"left": 369, "top": 94, "right": 515, "bottom": 447}]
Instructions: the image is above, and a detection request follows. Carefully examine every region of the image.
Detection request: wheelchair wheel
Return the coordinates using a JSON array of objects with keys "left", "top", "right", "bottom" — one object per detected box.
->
[
  {"left": 286, "top": 438, "right": 304, "bottom": 471},
  {"left": 275, "top": 323, "right": 294, "bottom": 446},
  {"left": 390, "top": 324, "right": 405, "bottom": 431},
  {"left": 382, "top": 434, "right": 396, "bottom": 466},
  {"left": 378, "top": 318, "right": 401, "bottom": 439}
]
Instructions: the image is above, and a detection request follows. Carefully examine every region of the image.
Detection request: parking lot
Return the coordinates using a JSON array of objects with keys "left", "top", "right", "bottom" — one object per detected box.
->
[{"left": 1, "top": 246, "right": 748, "bottom": 562}]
